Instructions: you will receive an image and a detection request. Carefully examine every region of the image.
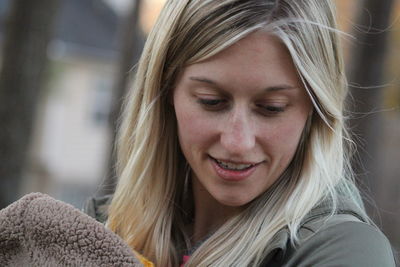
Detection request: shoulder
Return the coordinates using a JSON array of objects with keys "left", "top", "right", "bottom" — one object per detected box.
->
[
  {"left": 82, "top": 194, "right": 112, "bottom": 223},
  {"left": 282, "top": 216, "right": 396, "bottom": 267}
]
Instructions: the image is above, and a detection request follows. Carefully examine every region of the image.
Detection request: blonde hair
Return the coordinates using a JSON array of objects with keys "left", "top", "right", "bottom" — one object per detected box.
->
[{"left": 107, "top": 0, "right": 368, "bottom": 266}]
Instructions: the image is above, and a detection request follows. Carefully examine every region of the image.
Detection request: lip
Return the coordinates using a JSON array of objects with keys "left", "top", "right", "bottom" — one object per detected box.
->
[{"left": 209, "top": 156, "right": 259, "bottom": 182}]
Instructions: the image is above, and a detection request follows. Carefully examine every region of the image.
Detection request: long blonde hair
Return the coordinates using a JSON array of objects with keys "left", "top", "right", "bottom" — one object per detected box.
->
[{"left": 107, "top": 0, "right": 367, "bottom": 266}]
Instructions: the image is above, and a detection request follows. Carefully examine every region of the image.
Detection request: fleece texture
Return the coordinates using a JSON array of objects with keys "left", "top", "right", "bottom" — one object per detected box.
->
[{"left": 0, "top": 192, "right": 143, "bottom": 266}]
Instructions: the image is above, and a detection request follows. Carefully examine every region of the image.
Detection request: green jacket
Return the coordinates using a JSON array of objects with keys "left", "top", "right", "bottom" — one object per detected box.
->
[{"left": 83, "top": 195, "right": 396, "bottom": 266}]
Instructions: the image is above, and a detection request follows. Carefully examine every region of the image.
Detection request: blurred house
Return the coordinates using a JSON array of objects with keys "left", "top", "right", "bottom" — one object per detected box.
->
[{"left": 0, "top": 0, "right": 121, "bottom": 207}]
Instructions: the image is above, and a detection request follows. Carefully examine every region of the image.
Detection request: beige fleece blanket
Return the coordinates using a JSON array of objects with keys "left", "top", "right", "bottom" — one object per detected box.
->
[{"left": 0, "top": 192, "right": 142, "bottom": 266}]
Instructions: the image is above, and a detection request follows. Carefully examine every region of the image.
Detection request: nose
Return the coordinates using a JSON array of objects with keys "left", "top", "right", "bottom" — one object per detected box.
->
[{"left": 220, "top": 107, "right": 256, "bottom": 155}]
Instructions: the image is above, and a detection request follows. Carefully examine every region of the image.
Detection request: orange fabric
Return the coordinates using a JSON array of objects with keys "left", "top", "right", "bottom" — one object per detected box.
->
[{"left": 134, "top": 252, "right": 155, "bottom": 267}]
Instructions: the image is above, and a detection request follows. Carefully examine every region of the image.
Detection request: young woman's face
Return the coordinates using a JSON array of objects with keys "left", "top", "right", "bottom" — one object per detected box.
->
[{"left": 173, "top": 31, "right": 312, "bottom": 208}]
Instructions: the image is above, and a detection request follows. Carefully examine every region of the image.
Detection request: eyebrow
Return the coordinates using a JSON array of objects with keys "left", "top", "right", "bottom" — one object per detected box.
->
[{"left": 189, "top": 76, "right": 298, "bottom": 92}]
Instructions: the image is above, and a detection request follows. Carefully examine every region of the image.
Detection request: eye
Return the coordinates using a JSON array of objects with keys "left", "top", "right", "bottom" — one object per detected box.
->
[
  {"left": 256, "top": 104, "right": 286, "bottom": 116},
  {"left": 197, "top": 98, "right": 228, "bottom": 110}
]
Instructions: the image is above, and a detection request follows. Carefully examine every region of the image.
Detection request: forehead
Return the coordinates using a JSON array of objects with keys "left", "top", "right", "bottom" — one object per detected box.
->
[{"left": 176, "top": 31, "right": 302, "bottom": 91}]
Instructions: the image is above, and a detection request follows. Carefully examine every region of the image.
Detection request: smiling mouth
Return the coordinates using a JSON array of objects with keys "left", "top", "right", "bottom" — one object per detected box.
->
[{"left": 210, "top": 156, "right": 259, "bottom": 171}]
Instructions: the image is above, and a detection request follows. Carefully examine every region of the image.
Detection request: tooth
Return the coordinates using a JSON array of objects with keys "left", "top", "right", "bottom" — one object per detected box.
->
[{"left": 216, "top": 159, "right": 252, "bottom": 170}]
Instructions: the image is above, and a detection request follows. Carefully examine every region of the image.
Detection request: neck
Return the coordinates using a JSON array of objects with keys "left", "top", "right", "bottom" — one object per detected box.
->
[{"left": 190, "top": 176, "right": 242, "bottom": 244}]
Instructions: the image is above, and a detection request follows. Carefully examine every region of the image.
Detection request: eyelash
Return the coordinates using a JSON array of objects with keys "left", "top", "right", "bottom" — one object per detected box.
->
[
  {"left": 197, "top": 98, "right": 286, "bottom": 115},
  {"left": 197, "top": 98, "right": 226, "bottom": 107}
]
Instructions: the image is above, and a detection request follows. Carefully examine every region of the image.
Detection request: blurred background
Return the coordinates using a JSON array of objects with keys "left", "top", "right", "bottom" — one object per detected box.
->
[{"left": 0, "top": 0, "right": 399, "bottom": 256}]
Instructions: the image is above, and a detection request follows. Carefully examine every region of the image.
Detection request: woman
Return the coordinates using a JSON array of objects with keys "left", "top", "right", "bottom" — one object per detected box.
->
[{"left": 92, "top": 0, "right": 395, "bottom": 266}]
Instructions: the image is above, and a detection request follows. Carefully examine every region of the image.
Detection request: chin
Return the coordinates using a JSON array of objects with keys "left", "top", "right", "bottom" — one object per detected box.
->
[{"left": 215, "top": 194, "right": 254, "bottom": 208}]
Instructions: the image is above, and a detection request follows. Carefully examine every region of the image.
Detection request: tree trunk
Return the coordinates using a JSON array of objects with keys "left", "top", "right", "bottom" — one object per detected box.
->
[
  {"left": 346, "top": 0, "right": 394, "bottom": 211},
  {"left": 0, "top": 0, "right": 59, "bottom": 209},
  {"left": 99, "top": 0, "right": 144, "bottom": 196}
]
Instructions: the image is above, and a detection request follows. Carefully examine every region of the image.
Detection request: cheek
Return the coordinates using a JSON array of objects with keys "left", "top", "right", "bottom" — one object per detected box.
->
[
  {"left": 262, "top": 116, "right": 307, "bottom": 161},
  {"left": 175, "top": 103, "right": 216, "bottom": 153}
]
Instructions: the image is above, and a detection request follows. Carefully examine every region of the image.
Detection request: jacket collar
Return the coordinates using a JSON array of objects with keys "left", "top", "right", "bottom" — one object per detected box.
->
[{"left": 261, "top": 196, "right": 367, "bottom": 263}]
